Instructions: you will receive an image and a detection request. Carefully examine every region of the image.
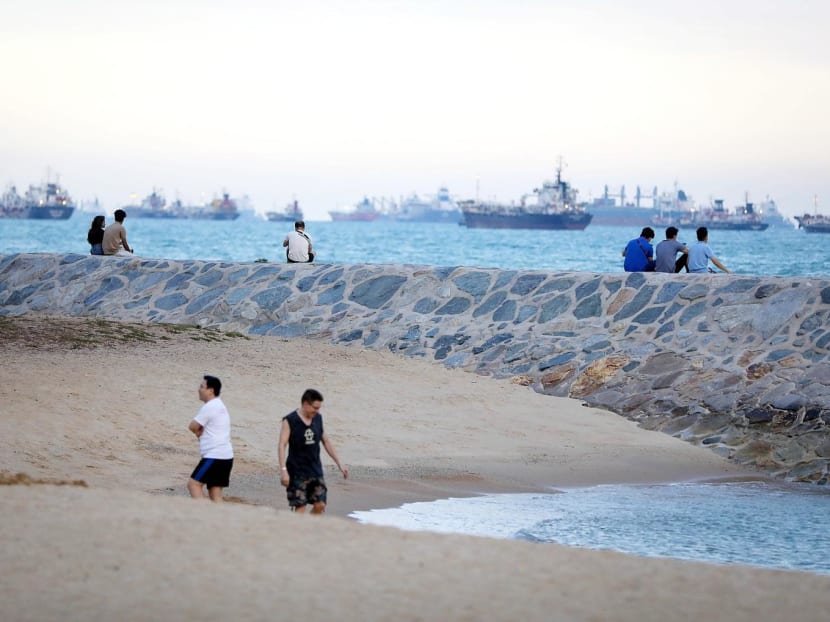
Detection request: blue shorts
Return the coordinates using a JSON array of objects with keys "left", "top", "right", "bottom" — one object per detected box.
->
[
  {"left": 191, "top": 457, "right": 233, "bottom": 488},
  {"left": 286, "top": 475, "right": 327, "bottom": 508}
]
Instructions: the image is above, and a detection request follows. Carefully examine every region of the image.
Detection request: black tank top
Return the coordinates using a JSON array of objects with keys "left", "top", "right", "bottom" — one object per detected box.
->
[{"left": 284, "top": 410, "right": 324, "bottom": 478}]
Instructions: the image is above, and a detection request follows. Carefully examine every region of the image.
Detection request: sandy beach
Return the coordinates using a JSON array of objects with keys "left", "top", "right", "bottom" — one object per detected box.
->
[{"left": 2, "top": 316, "right": 830, "bottom": 621}]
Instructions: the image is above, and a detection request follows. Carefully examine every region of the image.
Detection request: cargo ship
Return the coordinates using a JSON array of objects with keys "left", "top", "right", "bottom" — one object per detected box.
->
[
  {"left": 266, "top": 199, "right": 304, "bottom": 222},
  {"left": 388, "top": 187, "right": 462, "bottom": 223},
  {"left": 460, "top": 164, "right": 592, "bottom": 230},
  {"left": 123, "top": 190, "right": 182, "bottom": 219},
  {"left": 0, "top": 181, "right": 75, "bottom": 220},
  {"left": 187, "top": 193, "right": 240, "bottom": 220},
  {"left": 329, "top": 197, "right": 379, "bottom": 222},
  {"left": 795, "top": 197, "right": 830, "bottom": 233}
]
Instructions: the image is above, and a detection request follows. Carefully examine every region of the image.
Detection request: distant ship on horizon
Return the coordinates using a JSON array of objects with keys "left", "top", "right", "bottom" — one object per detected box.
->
[
  {"left": 329, "top": 197, "right": 379, "bottom": 222},
  {"left": 795, "top": 196, "right": 830, "bottom": 233},
  {"left": 384, "top": 187, "right": 462, "bottom": 223},
  {"left": 460, "top": 162, "right": 592, "bottom": 230},
  {"left": 585, "top": 185, "right": 790, "bottom": 229},
  {"left": 266, "top": 199, "right": 304, "bottom": 222},
  {"left": 0, "top": 180, "right": 75, "bottom": 220},
  {"left": 123, "top": 190, "right": 180, "bottom": 219}
]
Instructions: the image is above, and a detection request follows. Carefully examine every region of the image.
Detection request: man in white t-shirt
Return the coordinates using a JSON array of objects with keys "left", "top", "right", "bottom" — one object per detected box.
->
[
  {"left": 187, "top": 375, "right": 233, "bottom": 502},
  {"left": 283, "top": 220, "right": 314, "bottom": 263}
]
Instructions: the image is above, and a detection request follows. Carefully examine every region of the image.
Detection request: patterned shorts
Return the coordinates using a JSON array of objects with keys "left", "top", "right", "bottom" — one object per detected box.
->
[{"left": 286, "top": 475, "right": 327, "bottom": 508}]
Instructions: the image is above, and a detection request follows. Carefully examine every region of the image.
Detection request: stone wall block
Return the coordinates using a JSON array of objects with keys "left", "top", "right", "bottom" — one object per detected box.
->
[{"left": 3, "top": 253, "right": 830, "bottom": 485}]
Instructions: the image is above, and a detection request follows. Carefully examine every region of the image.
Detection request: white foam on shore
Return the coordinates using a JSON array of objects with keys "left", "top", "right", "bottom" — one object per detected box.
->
[{"left": 352, "top": 481, "right": 830, "bottom": 575}]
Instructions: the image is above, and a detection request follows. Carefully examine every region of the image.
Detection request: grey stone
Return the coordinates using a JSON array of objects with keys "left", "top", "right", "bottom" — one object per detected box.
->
[
  {"left": 539, "top": 294, "right": 572, "bottom": 322},
  {"left": 414, "top": 298, "right": 439, "bottom": 314},
  {"left": 472, "top": 333, "right": 513, "bottom": 354},
  {"left": 510, "top": 274, "right": 546, "bottom": 295},
  {"left": 613, "top": 285, "right": 657, "bottom": 321},
  {"left": 493, "top": 299, "right": 517, "bottom": 322},
  {"left": 435, "top": 297, "right": 472, "bottom": 315},
  {"left": 573, "top": 293, "right": 602, "bottom": 319},
  {"left": 4, "top": 284, "right": 39, "bottom": 306},
  {"left": 798, "top": 312, "right": 827, "bottom": 334},
  {"left": 84, "top": 277, "right": 126, "bottom": 306},
  {"left": 493, "top": 270, "right": 517, "bottom": 290},
  {"left": 678, "top": 284, "right": 708, "bottom": 300},
  {"left": 195, "top": 269, "right": 224, "bottom": 287},
  {"left": 639, "top": 352, "right": 688, "bottom": 375},
  {"left": 655, "top": 282, "right": 687, "bottom": 304},
  {"left": 515, "top": 305, "right": 538, "bottom": 323},
  {"left": 574, "top": 278, "right": 600, "bottom": 300},
  {"left": 539, "top": 352, "right": 576, "bottom": 371},
  {"left": 715, "top": 279, "right": 760, "bottom": 294},
  {"left": 625, "top": 272, "right": 646, "bottom": 288},
  {"left": 155, "top": 293, "right": 188, "bottom": 310},
  {"left": 453, "top": 271, "right": 491, "bottom": 301},
  {"left": 678, "top": 301, "right": 706, "bottom": 326},
  {"left": 537, "top": 277, "right": 576, "bottom": 295},
  {"left": 252, "top": 286, "right": 293, "bottom": 311},
  {"left": 319, "top": 267, "right": 345, "bottom": 285},
  {"left": 473, "top": 291, "right": 507, "bottom": 318},
  {"left": 754, "top": 283, "right": 782, "bottom": 299},
  {"left": 349, "top": 275, "right": 406, "bottom": 309},
  {"left": 632, "top": 305, "right": 666, "bottom": 324},
  {"left": 226, "top": 287, "right": 255, "bottom": 305},
  {"left": 297, "top": 276, "right": 318, "bottom": 292},
  {"left": 604, "top": 280, "right": 622, "bottom": 294},
  {"left": 185, "top": 287, "right": 225, "bottom": 314},
  {"left": 318, "top": 281, "right": 346, "bottom": 305}
]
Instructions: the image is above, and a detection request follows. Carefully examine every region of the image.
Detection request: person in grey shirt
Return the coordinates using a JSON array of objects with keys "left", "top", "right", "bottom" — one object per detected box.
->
[{"left": 654, "top": 226, "right": 689, "bottom": 273}]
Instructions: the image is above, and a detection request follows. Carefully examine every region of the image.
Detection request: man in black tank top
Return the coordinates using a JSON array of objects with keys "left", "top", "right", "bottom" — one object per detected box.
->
[{"left": 278, "top": 388, "right": 348, "bottom": 514}]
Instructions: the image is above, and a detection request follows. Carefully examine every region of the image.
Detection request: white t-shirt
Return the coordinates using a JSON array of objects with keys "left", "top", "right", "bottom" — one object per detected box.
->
[
  {"left": 193, "top": 397, "right": 233, "bottom": 459},
  {"left": 284, "top": 229, "right": 312, "bottom": 262}
]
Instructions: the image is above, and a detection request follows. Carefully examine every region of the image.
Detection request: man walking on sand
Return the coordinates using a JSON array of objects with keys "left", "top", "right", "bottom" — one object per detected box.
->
[
  {"left": 278, "top": 388, "right": 348, "bottom": 514},
  {"left": 187, "top": 375, "right": 233, "bottom": 502}
]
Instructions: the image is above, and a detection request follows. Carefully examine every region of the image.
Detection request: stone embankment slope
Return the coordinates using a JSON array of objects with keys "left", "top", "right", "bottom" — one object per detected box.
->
[{"left": 2, "top": 253, "right": 829, "bottom": 483}]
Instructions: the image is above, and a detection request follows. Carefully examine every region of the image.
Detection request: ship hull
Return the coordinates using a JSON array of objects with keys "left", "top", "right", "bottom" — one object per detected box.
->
[
  {"left": 329, "top": 212, "right": 378, "bottom": 222},
  {"left": 802, "top": 224, "right": 830, "bottom": 233},
  {"left": 390, "top": 208, "right": 462, "bottom": 223},
  {"left": 699, "top": 222, "right": 770, "bottom": 231},
  {"left": 25, "top": 205, "right": 75, "bottom": 220},
  {"left": 190, "top": 212, "right": 240, "bottom": 221},
  {"left": 128, "top": 210, "right": 182, "bottom": 219},
  {"left": 461, "top": 211, "right": 592, "bottom": 230}
]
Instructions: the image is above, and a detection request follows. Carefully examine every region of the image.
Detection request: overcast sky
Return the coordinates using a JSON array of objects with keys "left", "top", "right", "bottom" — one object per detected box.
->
[{"left": 1, "top": 0, "right": 828, "bottom": 219}]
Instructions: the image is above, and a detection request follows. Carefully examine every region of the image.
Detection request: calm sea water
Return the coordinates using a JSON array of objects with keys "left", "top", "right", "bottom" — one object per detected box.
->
[
  {"left": 1, "top": 215, "right": 828, "bottom": 277},
  {"left": 352, "top": 482, "right": 830, "bottom": 575}
]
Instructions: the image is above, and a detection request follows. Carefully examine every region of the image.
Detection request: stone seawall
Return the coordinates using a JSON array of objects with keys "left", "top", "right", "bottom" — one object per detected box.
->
[{"left": 3, "top": 252, "right": 830, "bottom": 483}]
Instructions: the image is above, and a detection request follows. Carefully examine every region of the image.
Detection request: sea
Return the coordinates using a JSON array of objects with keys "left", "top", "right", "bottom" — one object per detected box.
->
[
  {"left": 3, "top": 214, "right": 830, "bottom": 574},
  {"left": 0, "top": 215, "right": 828, "bottom": 276}
]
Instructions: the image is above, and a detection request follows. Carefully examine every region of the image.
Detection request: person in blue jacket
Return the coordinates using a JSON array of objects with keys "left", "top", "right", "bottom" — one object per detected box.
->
[{"left": 622, "top": 227, "right": 656, "bottom": 272}]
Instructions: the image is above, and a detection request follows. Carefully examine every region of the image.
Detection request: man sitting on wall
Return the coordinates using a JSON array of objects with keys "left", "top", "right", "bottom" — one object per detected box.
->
[
  {"left": 621, "top": 227, "right": 655, "bottom": 272},
  {"left": 283, "top": 220, "right": 314, "bottom": 263}
]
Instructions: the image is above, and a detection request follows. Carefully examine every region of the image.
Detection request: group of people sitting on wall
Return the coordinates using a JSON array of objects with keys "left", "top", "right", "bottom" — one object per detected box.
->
[{"left": 622, "top": 226, "right": 731, "bottom": 274}]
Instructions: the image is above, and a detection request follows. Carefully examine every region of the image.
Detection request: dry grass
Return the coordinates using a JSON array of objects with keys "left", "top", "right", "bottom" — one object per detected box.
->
[{"left": 0, "top": 315, "right": 249, "bottom": 350}]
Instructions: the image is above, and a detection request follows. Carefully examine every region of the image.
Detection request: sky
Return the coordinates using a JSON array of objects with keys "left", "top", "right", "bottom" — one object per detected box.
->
[{"left": 1, "top": 0, "right": 829, "bottom": 220}]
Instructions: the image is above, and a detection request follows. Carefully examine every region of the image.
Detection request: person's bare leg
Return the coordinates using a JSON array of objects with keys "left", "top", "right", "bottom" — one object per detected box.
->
[
  {"left": 293, "top": 505, "right": 307, "bottom": 514},
  {"left": 207, "top": 486, "right": 224, "bottom": 502},
  {"left": 310, "top": 502, "right": 326, "bottom": 515},
  {"left": 187, "top": 478, "right": 206, "bottom": 498}
]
